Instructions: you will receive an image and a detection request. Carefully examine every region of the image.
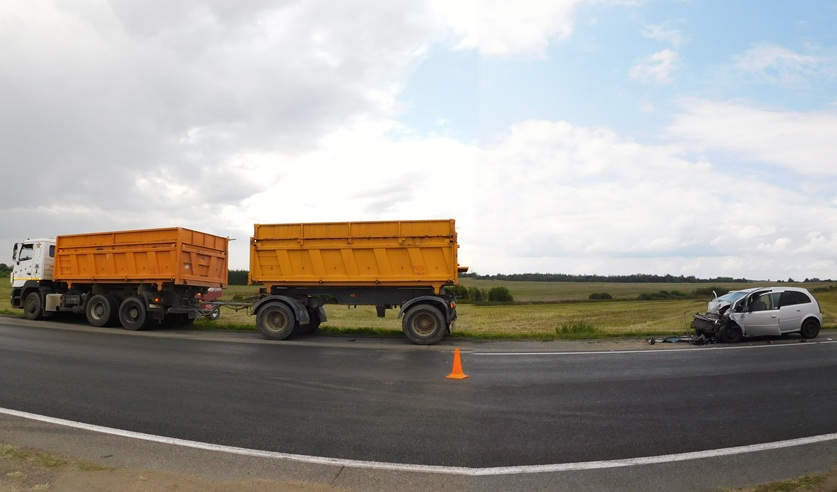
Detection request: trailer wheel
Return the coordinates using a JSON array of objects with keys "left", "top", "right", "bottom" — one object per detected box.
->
[
  {"left": 119, "top": 296, "right": 150, "bottom": 331},
  {"left": 720, "top": 323, "right": 743, "bottom": 343},
  {"left": 23, "top": 292, "right": 43, "bottom": 320},
  {"left": 295, "top": 307, "right": 321, "bottom": 336},
  {"left": 257, "top": 303, "right": 296, "bottom": 340},
  {"left": 86, "top": 294, "right": 114, "bottom": 327},
  {"left": 402, "top": 305, "right": 446, "bottom": 345}
]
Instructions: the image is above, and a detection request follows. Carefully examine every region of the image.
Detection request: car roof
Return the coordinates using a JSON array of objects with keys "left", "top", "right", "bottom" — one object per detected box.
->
[{"left": 733, "top": 286, "right": 810, "bottom": 294}]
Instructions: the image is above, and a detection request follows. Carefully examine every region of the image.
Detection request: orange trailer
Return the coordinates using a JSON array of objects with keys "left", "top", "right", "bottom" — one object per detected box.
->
[
  {"left": 249, "top": 219, "right": 466, "bottom": 344},
  {"left": 249, "top": 219, "right": 460, "bottom": 293}
]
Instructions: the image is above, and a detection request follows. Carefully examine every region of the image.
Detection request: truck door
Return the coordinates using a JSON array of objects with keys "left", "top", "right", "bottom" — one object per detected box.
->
[
  {"left": 11, "top": 240, "right": 54, "bottom": 288},
  {"left": 11, "top": 243, "right": 36, "bottom": 288},
  {"left": 733, "top": 291, "right": 780, "bottom": 337}
]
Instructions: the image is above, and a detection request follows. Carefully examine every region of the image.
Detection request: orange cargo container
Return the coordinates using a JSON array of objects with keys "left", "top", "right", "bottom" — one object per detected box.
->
[
  {"left": 249, "top": 219, "right": 461, "bottom": 294},
  {"left": 55, "top": 227, "right": 228, "bottom": 288},
  {"left": 248, "top": 219, "right": 465, "bottom": 344}
]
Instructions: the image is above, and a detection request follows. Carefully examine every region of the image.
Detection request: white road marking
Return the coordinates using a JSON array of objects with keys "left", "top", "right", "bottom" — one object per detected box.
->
[{"left": 2, "top": 406, "right": 836, "bottom": 476}]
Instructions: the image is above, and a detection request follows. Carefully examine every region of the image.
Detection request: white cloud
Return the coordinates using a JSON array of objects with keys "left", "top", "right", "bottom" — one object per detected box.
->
[
  {"left": 429, "top": 0, "right": 581, "bottom": 57},
  {"left": 734, "top": 43, "right": 833, "bottom": 87},
  {"left": 3, "top": 1, "right": 837, "bottom": 284},
  {"left": 667, "top": 99, "right": 837, "bottom": 176},
  {"left": 629, "top": 49, "right": 678, "bottom": 84},
  {"left": 641, "top": 23, "right": 683, "bottom": 48}
]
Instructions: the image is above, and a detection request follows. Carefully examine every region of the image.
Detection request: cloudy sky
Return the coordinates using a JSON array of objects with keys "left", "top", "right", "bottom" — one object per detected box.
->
[{"left": 3, "top": 1, "right": 837, "bottom": 281}]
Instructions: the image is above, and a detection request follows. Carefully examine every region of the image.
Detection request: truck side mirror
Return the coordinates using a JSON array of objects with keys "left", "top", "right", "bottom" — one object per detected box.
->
[{"left": 12, "top": 243, "right": 18, "bottom": 261}]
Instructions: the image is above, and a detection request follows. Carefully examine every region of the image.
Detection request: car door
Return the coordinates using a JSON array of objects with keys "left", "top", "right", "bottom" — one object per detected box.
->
[
  {"left": 778, "top": 290, "right": 810, "bottom": 333},
  {"left": 733, "top": 290, "right": 780, "bottom": 336}
]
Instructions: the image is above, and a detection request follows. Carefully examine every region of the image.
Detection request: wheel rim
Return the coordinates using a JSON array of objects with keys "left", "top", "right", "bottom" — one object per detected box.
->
[
  {"left": 25, "top": 298, "right": 37, "bottom": 315},
  {"left": 90, "top": 300, "right": 106, "bottom": 321},
  {"left": 265, "top": 309, "right": 290, "bottom": 333},
  {"left": 411, "top": 313, "right": 438, "bottom": 337},
  {"left": 802, "top": 321, "right": 819, "bottom": 338}
]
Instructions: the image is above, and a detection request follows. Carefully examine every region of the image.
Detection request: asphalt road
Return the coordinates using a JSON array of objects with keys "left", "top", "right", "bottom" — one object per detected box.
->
[{"left": 1, "top": 317, "right": 837, "bottom": 490}]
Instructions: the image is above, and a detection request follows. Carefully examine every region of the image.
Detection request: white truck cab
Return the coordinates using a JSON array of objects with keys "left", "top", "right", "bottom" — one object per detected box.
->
[{"left": 11, "top": 238, "right": 56, "bottom": 288}]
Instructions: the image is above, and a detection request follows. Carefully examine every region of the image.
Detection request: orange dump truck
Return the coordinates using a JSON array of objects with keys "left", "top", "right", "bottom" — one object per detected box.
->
[
  {"left": 249, "top": 219, "right": 466, "bottom": 344},
  {"left": 10, "top": 228, "right": 228, "bottom": 330}
]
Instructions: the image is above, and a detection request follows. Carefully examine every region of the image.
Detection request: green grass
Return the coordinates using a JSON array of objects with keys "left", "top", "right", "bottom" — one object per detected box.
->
[
  {"left": 0, "top": 443, "right": 109, "bottom": 471},
  {"left": 4, "top": 279, "right": 837, "bottom": 340}
]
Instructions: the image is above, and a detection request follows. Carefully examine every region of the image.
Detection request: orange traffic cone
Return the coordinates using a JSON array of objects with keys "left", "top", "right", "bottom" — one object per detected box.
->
[{"left": 446, "top": 348, "right": 468, "bottom": 380}]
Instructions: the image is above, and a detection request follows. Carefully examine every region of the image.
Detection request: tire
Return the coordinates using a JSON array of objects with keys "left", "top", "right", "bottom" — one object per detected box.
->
[
  {"left": 105, "top": 296, "right": 121, "bottom": 326},
  {"left": 23, "top": 292, "right": 43, "bottom": 320},
  {"left": 294, "top": 307, "right": 321, "bottom": 336},
  {"left": 85, "top": 294, "right": 113, "bottom": 327},
  {"left": 257, "top": 303, "right": 296, "bottom": 340},
  {"left": 800, "top": 318, "right": 820, "bottom": 339},
  {"left": 119, "top": 296, "right": 150, "bottom": 331},
  {"left": 402, "top": 304, "right": 446, "bottom": 345},
  {"left": 720, "top": 323, "right": 743, "bottom": 343}
]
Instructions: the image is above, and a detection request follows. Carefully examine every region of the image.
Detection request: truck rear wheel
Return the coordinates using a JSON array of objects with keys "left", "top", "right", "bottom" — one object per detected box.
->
[
  {"left": 86, "top": 294, "right": 115, "bottom": 327},
  {"left": 257, "top": 303, "right": 296, "bottom": 340},
  {"left": 402, "top": 305, "right": 446, "bottom": 345},
  {"left": 119, "top": 296, "right": 150, "bottom": 331},
  {"left": 23, "top": 292, "right": 43, "bottom": 320}
]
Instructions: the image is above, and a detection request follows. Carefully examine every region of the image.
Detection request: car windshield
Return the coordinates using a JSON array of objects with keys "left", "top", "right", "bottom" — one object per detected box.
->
[{"left": 716, "top": 290, "right": 749, "bottom": 304}]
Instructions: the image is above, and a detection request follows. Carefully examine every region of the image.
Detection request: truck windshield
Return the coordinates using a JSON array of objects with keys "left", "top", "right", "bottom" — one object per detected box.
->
[{"left": 18, "top": 245, "right": 33, "bottom": 261}]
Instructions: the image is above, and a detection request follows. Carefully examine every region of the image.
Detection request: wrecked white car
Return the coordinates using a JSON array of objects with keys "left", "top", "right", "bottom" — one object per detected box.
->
[{"left": 691, "top": 287, "right": 823, "bottom": 343}]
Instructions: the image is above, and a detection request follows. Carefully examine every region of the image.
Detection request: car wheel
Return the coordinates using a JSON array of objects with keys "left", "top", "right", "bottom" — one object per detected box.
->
[
  {"left": 720, "top": 323, "right": 743, "bottom": 343},
  {"left": 800, "top": 319, "right": 820, "bottom": 339}
]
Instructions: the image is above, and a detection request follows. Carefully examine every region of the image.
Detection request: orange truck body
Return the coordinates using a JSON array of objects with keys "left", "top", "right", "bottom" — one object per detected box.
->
[
  {"left": 249, "top": 219, "right": 462, "bottom": 294},
  {"left": 54, "top": 227, "right": 228, "bottom": 289}
]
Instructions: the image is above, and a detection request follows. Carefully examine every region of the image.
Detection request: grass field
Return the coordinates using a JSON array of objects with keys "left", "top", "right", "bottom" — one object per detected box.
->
[{"left": 4, "top": 278, "right": 835, "bottom": 340}]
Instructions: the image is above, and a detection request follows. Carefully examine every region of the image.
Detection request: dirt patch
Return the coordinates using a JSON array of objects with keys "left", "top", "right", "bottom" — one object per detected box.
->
[{"left": 0, "top": 444, "right": 345, "bottom": 492}]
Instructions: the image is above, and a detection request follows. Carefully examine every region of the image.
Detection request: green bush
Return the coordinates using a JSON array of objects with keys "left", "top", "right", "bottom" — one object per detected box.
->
[
  {"left": 446, "top": 285, "right": 469, "bottom": 299},
  {"left": 589, "top": 292, "right": 613, "bottom": 300},
  {"left": 468, "top": 287, "right": 487, "bottom": 302},
  {"left": 557, "top": 320, "right": 598, "bottom": 335},
  {"left": 488, "top": 286, "right": 514, "bottom": 303},
  {"left": 637, "top": 290, "right": 689, "bottom": 300}
]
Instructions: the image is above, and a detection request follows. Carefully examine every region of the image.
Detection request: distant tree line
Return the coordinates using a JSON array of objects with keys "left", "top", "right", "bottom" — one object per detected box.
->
[
  {"left": 229, "top": 269, "right": 835, "bottom": 288},
  {"left": 460, "top": 272, "right": 834, "bottom": 283},
  {"left": 229, "top": 269, "right": 249, "bottom": 285}
]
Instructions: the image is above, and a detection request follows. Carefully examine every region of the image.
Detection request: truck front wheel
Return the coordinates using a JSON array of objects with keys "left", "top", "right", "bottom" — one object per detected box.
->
[
  {"left": 402, "top": 305, "right": 446, "bottom": 345},
  {"left": 257, "top": 303, "right": 296, "bottom": 340},
  {"left": 23, "top": 292, "right": 43, "bottom": 320},
  {"left": 119, "top": 296, "right": 150, "bottom": 331}
]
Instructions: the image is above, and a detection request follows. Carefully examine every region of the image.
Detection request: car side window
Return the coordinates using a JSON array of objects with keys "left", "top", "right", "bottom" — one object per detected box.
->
[
  {"left": 766, "top": 292, "right": 781, "bottom": 310},
  {"left": 751, "top": 293, "right": 771, "bottom": 311},
  {"left": 779, "top": 291, "right": 810, "bottom": 307}
]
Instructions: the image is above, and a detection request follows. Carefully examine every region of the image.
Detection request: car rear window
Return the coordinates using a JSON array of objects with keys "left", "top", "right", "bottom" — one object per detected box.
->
[{"left": 779, "top": 291, "right": 811, "bottom": 307}]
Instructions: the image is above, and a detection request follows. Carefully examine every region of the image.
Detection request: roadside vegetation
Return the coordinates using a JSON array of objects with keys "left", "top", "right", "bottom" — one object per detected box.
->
[{"left": 4, "top": 275, "right": 834, "bottom": 340}]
